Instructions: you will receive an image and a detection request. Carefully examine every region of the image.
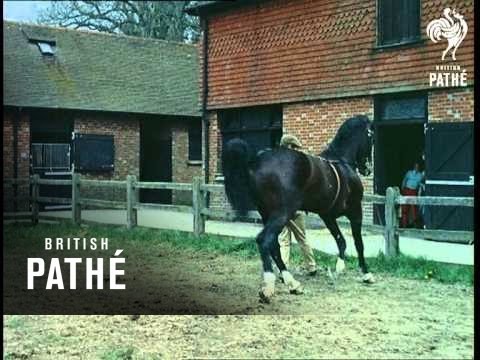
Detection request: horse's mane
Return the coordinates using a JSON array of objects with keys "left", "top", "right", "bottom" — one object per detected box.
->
[{"left": 320, "top": 115, "right": 371, "bottom": 160}]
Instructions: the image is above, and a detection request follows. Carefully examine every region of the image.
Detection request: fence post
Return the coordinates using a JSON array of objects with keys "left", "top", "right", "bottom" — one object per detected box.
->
[
  {"left": 126, "top": 175, "right": 137, "bottom": 229},
  {"left": 192, "top": 176, "right": 205, "bottom": 236},
  {"left": 384, "top": 186, "right": 400, "bottom": 256},
  {"left": 31, "top": 174, "right": 40, "bottom": 225},
  {"left": 72, "top": 173, "right": 81, "bottom": 225}
]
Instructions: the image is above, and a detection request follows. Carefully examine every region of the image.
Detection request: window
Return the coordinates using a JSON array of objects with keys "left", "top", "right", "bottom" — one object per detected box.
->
[
  {"left": 188, "top": 121, "right": 202, "bottom": 161},
  {"left": 219, "top": 105, "right": 283, "bottom": 157},
  {"left": 376, "top": 94, "right": 427, "bottom": 122},
  {"left": 37, "top": 42, "right": 55, "bottom": 55},
  {"left": 73, "top": 134, "right": 114, "bottom": 172},
  {"left": 32, "top": 143, "right": 70, "bottom": 170},
  {"left": 377, "top": 0, "right": 420, "bottom": 46}
]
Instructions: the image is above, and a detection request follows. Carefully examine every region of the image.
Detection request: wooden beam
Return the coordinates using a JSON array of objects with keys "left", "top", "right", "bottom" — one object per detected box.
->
[
  {"left": 36, "top": 179, "right": 72, "bottom": 186},
  {"left": 126, "top": 175, "right": 137, "bottom": 229},
  {"left": 135, "top": 182, "right": 193, "bottom": 191},
  {"left": 192, "top": 177, "right": 206, "bottom": 236},
  {"left": 398, "top": 228, "right": 473, "bottom": 244},
  {"left": 397, "top": 196, "right": 473, "bottom": 207},
  {"left": 79, "top": 198, "right": 126, "bottom": 209},
  {"left": 37, "top": 196, "right": 72, "bottom": 204},
  {"left": 384, "top": 187, "right": 400, "bottom": 256},
  {"left": 80, "top": 179, "right": 126, "bottom": 187},
  {"left": 72, "top": 173, "right": 81, "bottom": 225},
  {"left": 134, "top": 203, "right": 192, "bottom": 213}
]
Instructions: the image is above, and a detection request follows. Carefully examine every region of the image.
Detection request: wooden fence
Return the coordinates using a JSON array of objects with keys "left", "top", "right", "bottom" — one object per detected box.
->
[{"left": 3, "top": 175, "right": 474, "bottom": 257}]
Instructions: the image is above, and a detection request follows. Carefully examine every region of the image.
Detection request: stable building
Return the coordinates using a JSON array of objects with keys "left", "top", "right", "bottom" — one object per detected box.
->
[
  {"left": 3, "top": 21, "right": 202, "bottom": 211},
  {"left": 187, "top": 0, "right": 474, "bottom": 230}
]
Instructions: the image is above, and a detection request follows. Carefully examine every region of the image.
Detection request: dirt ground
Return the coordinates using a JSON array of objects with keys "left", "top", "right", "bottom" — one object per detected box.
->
[{"left": 4, "top": 240, "right": 474, "bottom": 359}]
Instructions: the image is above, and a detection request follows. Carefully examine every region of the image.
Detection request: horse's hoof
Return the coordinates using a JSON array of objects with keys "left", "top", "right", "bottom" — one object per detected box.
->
[
  {"left": 289, "top": 284, "right": 304, "bottom": 295},
  {"left": 362, "top": 273, "right": 375, "bottom": 284},
  {"left": 258, "top": 290, "right": 271, "bottom": 304},
  {"left": 336, "top": 258, "right": 346, "bottom": 274}
]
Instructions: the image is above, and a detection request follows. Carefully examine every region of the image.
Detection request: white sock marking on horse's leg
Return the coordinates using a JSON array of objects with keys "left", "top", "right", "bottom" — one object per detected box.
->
[
  {"left": 336, "top": 258, "right": 345, "bottom": 273},
  {"left": 362, "top": 272, "right": 375, "bottom": 283},
  {"left": 262, "top": 272, "right": 276, "bottom": 298},
  {"left": 281, "top": 271, "right": 302, "bottom": 293}
]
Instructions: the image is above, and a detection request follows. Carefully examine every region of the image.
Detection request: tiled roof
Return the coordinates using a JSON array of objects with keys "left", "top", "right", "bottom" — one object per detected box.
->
[
  {"left": 203, "top": 0, "right": 474, "bottom": 109},
  {"left": 3, "top": 21, "right": 200, "bottom": 117},
  {"left": 185, "top": 0, "right": 263, "bottom": 16}
]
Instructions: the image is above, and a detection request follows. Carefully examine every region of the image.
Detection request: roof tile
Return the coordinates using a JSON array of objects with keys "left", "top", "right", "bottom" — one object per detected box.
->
[{"left": 3, "top": 21, "right": 200, "bottom": 117}]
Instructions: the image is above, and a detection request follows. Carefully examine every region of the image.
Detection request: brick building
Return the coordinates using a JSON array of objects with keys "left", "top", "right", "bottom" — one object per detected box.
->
[
  {"left": 3, "top": 21, "right": 202, "bottom": 210},
  {"left": 187, "top": 0, "right": 474, "bottom": 229}
]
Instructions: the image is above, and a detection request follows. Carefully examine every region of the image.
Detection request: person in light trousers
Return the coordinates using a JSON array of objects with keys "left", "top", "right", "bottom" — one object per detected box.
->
[{"left": 278, "top": 134, "right": 317, "bottom": 275}]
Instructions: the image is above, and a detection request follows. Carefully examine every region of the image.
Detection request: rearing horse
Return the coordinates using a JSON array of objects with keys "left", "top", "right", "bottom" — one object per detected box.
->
[{"left": 222, "top": 115, "right": 375, "bottom": 303}]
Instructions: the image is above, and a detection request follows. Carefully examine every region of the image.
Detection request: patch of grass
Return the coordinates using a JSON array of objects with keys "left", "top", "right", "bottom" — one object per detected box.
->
[
  {"left": 99, "top": 346, "right": 136, "bottom": 360},
  {"left": 4, "top": 222, "right": 473, "bottom": 286},
  {"left": 369, "top": 251, "right": 474, "bottom": 285},
  {"left": 4, "top": 315, "right": 28, "bottom": 330},
  {"left": 289, "top": 245, "right": 473, "bottom": 286}
]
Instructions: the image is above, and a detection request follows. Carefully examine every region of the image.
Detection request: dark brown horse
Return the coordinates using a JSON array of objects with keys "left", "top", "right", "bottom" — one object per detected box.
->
[{"left": 222, "top": 115, "right": 374, "bottom": 302}]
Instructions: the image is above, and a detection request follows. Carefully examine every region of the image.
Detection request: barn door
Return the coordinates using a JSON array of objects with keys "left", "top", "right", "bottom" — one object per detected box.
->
[
  {"left": 220, "top": 105, "right": 282, "bottom": 210},
  {"left": 424, "top": 122, "right": 473, "bottom": 231},
  {"left": 140, "top": 123, "right": 172, "bottom": 204},
  {"left": 31, "top": 143, "right": 72, "bottom": 210}
]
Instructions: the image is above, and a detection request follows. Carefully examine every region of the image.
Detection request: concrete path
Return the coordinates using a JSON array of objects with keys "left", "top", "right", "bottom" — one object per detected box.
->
[{"left": 41, "top": 209, "right": 473, "bottom": 266}]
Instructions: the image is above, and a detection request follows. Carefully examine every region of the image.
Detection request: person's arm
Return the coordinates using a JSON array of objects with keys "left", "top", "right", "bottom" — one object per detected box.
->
[{"left": 401, "top": 171, "right": 408, "bottom": 189}]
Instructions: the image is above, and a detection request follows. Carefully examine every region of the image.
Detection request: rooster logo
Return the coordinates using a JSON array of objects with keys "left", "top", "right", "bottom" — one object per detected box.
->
[{"left": 426, "top": 8, "right": 468, "bottom": 61}]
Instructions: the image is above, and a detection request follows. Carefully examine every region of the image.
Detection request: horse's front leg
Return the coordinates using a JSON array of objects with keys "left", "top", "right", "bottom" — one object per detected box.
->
[
  {"left": 322, "top": 217, "right": 347, "bottom": 275},
  {"left": 349, "top": 218, "right": 375, "bottom": 284}
]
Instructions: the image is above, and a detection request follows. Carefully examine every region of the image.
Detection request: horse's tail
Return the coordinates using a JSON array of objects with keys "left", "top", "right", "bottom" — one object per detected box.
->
[{"left": 222, "top": 138, "right": 254, "bottom": 216}]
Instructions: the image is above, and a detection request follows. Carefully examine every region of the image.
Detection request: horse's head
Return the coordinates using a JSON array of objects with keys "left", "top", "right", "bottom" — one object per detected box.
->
[
  {"left": 356, "top": 118, "right": 373, "bottom": 176},
  {"left": 321, "top": 115, "right": 373, "bottom": 176}
]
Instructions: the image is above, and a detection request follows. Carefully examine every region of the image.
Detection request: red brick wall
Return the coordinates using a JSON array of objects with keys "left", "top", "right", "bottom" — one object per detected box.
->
[
  {"left": 207, "top": 111, "right": 221, "bottom": 182},
  {"left": 172, "top": 121, "right": 203, "bottom": 205},
  {"left": 3, "top": 110, "right": 14, "bottom": 180},
  {"left": 283, "top": 97, "right": 374, "bottom": 154},
  {"left": 3, "top": 109, "right": 203, "bottom": 209},
  {"left": 3, "top": 108, "right": 31, "bottom": 211},
  {"left": 284, "top": 97, "right": 375, "bottom": 223},
  {"left": 428, "top": 87, "right": 474, "bottom": 122},
  {"left": 73, "top": 113, "right": 140, "bottom": 203},
  {"left": 74, "top": 115, "right": 205, "bottom": 205},
  {"left": 74, "top": 114, "right": 140, "bottom": 180},
  {"left": 205, "top": 0, "right": 474, "bottom": 109}
]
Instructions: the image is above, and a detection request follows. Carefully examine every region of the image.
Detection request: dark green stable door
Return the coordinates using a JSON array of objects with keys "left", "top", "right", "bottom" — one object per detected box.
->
[
  {"left": 424, "top": 122, "right": 473, "bottom": 231},
  {"left": 140, "top": 123, "right": 172, "bottom": 204}
]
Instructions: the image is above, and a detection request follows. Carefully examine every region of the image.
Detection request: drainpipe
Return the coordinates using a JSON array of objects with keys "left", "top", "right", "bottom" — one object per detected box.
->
[
  {"left": 13, "top": 108, "right": 20, "bottom": 212},
  {"left": 201, "top": 18, "right": 210, "bottom": 185}
]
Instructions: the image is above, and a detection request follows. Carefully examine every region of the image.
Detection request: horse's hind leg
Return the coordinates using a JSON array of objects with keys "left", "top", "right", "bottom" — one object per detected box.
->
[
  {"left": 256, "top": 227, "right": 276, "bottom": 302},
  {"left": 257, "top": 215, "right": 302, "bottom": 302},
  {"left": 322, "top": 216, "right": 347, "bottom": 274},
  {"left": 269, "top": 230, "right": 303, "bottom": 295}
]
